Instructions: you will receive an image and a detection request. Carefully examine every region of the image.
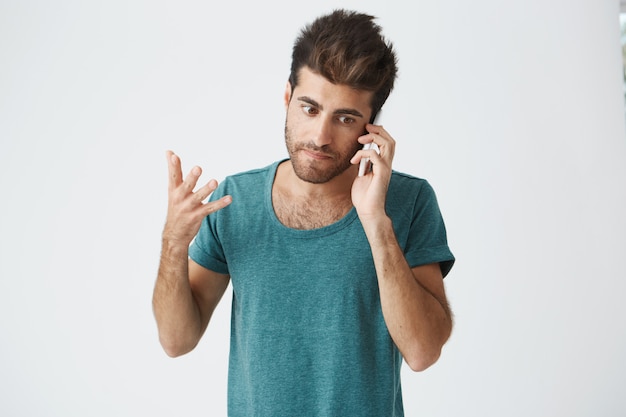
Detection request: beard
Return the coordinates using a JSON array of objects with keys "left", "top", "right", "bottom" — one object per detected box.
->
[{"left": 284, "top": 121, "right": 360, "bottom": 184}]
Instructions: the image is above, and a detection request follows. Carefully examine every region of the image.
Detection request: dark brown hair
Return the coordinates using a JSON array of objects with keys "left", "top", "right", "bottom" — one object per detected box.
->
[{"left": 289, "top": 9, "right": 398, "bottom": 122}]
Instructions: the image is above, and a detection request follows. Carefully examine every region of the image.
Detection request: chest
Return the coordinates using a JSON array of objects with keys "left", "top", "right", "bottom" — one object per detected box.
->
[{"left": 272, "top": 192, "right": 353, "bottom": 230}]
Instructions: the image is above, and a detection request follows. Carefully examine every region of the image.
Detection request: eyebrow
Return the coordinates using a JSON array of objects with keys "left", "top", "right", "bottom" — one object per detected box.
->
[{"left": 297, "top": 96, "right": 365, "bottom": 118}]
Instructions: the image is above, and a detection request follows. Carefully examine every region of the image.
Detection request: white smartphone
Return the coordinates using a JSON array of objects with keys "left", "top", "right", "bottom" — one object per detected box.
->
[{"left": 358, "top": 142, "right": 380, "bottom": 177}]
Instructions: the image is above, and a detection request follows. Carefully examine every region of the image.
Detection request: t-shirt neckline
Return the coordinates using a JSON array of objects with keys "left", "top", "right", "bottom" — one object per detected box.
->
[{"left": 265, "top": 159, "right": 359, "bottom": 238}]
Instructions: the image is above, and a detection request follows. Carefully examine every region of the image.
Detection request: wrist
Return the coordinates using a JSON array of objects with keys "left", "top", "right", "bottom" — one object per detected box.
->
[
  {"left": 359, "top": 214, "right": 394, "bottom": 241},
  {"left": 161, "top": 235, "right": 191, "bottom": 257}
]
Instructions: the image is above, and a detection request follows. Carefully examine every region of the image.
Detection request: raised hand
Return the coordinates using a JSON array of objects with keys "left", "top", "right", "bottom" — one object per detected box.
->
[{"left": 162, "top": 150, "right": 232, "bottom": 246}]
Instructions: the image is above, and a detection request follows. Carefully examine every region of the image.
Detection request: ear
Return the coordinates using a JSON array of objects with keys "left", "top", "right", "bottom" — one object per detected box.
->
[{"left": 283, "top": 81, "right": 292, "bottom": 110}]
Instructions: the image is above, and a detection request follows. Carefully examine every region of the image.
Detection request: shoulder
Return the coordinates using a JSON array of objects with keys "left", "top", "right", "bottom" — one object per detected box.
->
[
  {"left": 219, "top": 160, "right": 282, "bottom": 192},
  {"left": 386, "top": 171, "right": 441, "bottom": 220},
  {"left": 388, "top": 171, "right": 436, "bottom": 201},
  {"left": 224, "top": 161, "right": 280, "bottom": 182}
]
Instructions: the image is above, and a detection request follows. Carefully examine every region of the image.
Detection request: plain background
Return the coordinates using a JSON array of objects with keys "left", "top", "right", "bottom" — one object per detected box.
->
[{"left": 1, "top": 0, "right": 625, "bottom": 416}]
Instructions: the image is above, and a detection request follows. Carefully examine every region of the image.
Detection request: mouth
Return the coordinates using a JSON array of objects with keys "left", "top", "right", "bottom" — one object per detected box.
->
[{"left": 301, "top": 148, "right": 333, "bottom": 161}]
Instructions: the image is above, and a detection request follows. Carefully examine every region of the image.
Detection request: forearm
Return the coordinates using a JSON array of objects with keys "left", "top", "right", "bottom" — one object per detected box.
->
[
  {"left": 362, "top": 215, "right": 452, "bottom": 371},
  {"left": 153, "top": 239, "right": 204, "bottom": 357}
]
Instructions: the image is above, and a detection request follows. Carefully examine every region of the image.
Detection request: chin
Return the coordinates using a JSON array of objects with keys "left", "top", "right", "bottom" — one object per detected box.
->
[{"left": 291, "top": 155, "right": 351, "bottom": 184}]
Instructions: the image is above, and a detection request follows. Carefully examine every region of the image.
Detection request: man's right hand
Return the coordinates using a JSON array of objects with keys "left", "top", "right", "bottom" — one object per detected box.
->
[
  {"left": 163, "top": 150, "right": 232, "bottom": 247},
  {"left": 154, "top": 151, "right": 232, "bottom": 357}
]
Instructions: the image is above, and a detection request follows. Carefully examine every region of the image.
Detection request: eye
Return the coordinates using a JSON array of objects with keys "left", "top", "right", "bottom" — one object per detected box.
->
[
  {"left": 302, "top": 105, "right": 319, "bottom": 116},
  {"left": 338, "top": 115, "right": 356, "bottom": 124}
]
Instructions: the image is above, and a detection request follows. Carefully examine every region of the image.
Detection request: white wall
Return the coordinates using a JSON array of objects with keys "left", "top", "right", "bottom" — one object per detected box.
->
[{"left": 1, "top": 1, "right": 625, "bottom": 416}]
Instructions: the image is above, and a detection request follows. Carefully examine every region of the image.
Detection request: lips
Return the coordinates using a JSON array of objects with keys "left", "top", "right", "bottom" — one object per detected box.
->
[{"left": 302, "top": 148, "right": 333, "bottom": 160}]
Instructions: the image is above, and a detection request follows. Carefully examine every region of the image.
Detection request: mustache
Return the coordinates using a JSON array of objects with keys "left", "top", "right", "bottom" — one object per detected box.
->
[
  {"left": 298, "top": 143, "right": 338, "bottom": 158},
  {"left": 300, "top": 143, "right": 329, "bottom": 152},
  {"left": 284, "top": 121, "right": 360, "bottom": 159}
]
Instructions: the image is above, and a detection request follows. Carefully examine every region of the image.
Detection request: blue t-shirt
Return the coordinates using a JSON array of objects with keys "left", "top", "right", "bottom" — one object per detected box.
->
[{"left": 189, "top": 160, "right": 454, "bottom": 417}]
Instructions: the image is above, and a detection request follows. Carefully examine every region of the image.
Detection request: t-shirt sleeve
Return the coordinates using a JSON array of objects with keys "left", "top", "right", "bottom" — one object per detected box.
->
[
  {"left": 402, "top": 180, "right": 455, "bottom": 277},
  {"left": 188, "top": 184, "right": 230, "bottom": 275}
]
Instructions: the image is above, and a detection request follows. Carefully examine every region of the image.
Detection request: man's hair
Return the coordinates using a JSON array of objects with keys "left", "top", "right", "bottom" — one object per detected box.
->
[{"left": 289, "top": 9, "right": 398, "bottom": 122}]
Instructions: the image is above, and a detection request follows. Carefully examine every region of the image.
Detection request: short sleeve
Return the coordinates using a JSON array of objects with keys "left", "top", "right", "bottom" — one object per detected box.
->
[
  {"left": 188, "top": 185, "right": 230, "bottom": 275},
  {"left": 398, "top": 179, "right": 455, "bottom": 277}
]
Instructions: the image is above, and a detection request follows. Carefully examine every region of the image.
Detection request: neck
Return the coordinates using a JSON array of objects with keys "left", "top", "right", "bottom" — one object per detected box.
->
[{"left": 272, "top": 160, "right": 356, "bottom": 229}]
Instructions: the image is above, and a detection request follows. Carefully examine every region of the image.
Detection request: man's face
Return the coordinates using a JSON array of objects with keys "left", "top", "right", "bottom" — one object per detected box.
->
[{"left": 284, "top": 67, "right": 373, "bottom": 184}]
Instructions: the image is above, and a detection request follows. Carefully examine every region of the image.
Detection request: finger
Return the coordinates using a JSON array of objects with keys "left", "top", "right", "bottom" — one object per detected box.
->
[
  {"left": 202, "top": 195, "right": 232, "bottom": 215},
  {"left": 365, "top": 124, "right": 395, "bottom": 144},
  {"left": 166, "top": 150, "right": 184, "bottom": 191},
  {"left": 364, "top": 127, "right": 395, "bottom": 160},
  {"left": 358, "top": 132, "right": 386, "bottom": 149},
  {"left": 182, "top": 165, "right": 203, "bottom": 193},
  {"left": 365, "top": 123, "right": 388, "bottom": 137},
  {"left": 194, "top": 179, "right": 219, "bottom": 202},
  {"left": 350, "top": 145, "right": 380, "bottom": 165}
]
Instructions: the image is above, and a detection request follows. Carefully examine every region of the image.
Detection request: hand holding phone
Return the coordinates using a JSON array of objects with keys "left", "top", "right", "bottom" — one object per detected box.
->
[{"left": 357, "top": 142, "right": 380, "bottom": 177}]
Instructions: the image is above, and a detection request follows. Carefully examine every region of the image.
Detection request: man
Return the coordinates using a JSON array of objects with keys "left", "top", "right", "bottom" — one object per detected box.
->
[{"left": 153, "top": 9, "right": 455, "bottom": 416}]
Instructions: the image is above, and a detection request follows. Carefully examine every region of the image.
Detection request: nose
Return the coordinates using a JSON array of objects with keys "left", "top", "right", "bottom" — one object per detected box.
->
[{"left": 311, "top": 115, "right": 333, "bottom": 147}]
